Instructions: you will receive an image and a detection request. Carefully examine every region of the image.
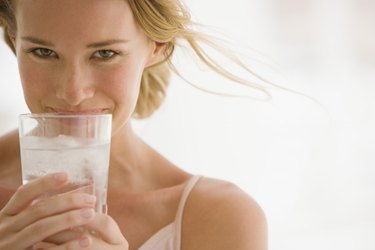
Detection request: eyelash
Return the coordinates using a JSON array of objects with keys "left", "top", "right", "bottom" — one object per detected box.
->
[
  {"left": 28, "top": 48, "right": 120, "bottom": 60},
  {"left": 29, "top": 48, "right": 57, "bottom": 58},
  {"left": 92, "top": 50, "right": 120, "bottom": 60}
]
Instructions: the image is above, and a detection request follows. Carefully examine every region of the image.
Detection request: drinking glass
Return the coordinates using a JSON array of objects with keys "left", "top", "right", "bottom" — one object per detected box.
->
[{"left": 19, "top": 113, "right": 112, "bottom": 214}]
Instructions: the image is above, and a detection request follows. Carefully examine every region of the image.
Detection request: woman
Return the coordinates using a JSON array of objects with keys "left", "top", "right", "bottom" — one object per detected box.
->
[{"left": 0, "top": 0, "right": 267, "bottom": 249}]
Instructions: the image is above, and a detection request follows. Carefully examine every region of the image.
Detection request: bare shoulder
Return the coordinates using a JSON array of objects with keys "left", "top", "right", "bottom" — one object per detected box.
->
[
  {"left": 182, "top": 177, "right": 267, "bottom": 250},
  {"left": 0, "top": 129, "right": 19, "bottom": 143},
  {"left": 0, "top": 129, "right": 19, "bottom": 160},
  {"left": 0, "top": 129, "right": 21, "bottom": 187}
]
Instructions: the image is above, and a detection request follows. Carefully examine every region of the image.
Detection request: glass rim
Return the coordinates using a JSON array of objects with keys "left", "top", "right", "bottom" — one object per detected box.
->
[{"left": 19, "top": 113, "right": 112, "bottom": 119}]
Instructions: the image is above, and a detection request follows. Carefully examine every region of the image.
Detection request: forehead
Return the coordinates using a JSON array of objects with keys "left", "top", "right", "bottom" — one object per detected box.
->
[{"left": 15, "top": 0, "right": 139, "bottom": 42}]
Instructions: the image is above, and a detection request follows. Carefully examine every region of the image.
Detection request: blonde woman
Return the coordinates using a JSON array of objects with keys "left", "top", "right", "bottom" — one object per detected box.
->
[{"left": 0, "top": 0, "right": 267, "bottom": 249}]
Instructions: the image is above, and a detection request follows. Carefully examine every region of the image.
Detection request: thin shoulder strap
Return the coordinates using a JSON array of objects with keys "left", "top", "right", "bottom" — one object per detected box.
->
[{"left": 174, "top": 175, "right": 202, "bottom": 249}]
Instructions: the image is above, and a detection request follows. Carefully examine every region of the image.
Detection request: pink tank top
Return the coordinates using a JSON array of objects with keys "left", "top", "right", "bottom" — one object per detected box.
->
[{"left": 138, "top": 175, "right": 202, "bottom": 250}]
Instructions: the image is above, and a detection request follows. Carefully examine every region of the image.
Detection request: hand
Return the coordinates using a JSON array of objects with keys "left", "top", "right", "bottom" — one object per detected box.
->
[
  {"left": 43, "top": 213, "right": 129, "bottom": 250},
  {"left": 0, "top": 173, "right": 96, "bottom": 250}
]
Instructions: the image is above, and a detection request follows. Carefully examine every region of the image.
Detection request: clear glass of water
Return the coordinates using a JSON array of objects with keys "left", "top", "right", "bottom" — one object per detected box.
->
[{"left": 19, "top": 113, "right": 112, "bottom": 214}]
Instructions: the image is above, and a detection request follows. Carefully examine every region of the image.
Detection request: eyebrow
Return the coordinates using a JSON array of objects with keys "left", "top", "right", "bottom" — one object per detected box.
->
[
  {"left": 21, "top": 36, "right": 130, "bottom": 48},
  {"left": 21, "top": 36, "right": 54, "bottom": 46},
  {"left": 87, "top": 39, "right": 130, "bottom": 48}
]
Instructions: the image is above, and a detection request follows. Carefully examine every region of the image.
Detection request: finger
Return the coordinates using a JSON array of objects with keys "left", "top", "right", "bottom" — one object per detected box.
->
[
  {"left": 85, "top": 213, "right": 125, "bottom": 244},
  {"left": 46, "top": 234, "right": 93, "bottom": 250},
  {"left": 43, "top": 228, "right": 82, "bottom": 245},
  {"left": 12, "top": 192, "right": 96, "bottom": 232},
  {"left": 88, "top": 234, "right": 129, "bottom": 250},
  {"left": 14, "top": 208, "right": 95, "bottom": 250},
  {"left": 43, "top": 234, "right": 129, "bottom": 250},
  {"left": 32, "top": 241, "right": 58, "bottom": 249},
  {"left": 3, "top": 172, "right": 68, "bottom": 216},
  {"left": 43, "top": 223, "right": 105, "bottom": 245}
]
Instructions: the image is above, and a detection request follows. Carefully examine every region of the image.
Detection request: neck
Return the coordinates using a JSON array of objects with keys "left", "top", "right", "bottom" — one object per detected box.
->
[
  {"left": 108, "top": 121, "right": 154, "bottom": 192},
  {"left": 110, "top": 121, "right": 145, "bottom": 173},
  {"left": 107, "top": 121, "right": 189, "bottom": 194}
]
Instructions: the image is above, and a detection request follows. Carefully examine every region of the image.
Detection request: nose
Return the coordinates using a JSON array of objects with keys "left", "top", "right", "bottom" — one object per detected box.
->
[{"left": 55, "top": 62, "right": 95, "bottom": 106}]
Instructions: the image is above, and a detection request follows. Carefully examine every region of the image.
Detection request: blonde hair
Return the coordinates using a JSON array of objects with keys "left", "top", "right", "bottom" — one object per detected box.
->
[
  {"left": 0, "top": 0, "right": 15, "bottom": 53},
  {"left": 1, "top": 0, "right": 269, "bottom": 118}
]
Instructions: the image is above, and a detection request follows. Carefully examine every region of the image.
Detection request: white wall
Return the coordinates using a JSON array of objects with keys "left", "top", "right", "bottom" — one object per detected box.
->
[{"left": 1, "top": 0, "right": 374, "bottom": 249}]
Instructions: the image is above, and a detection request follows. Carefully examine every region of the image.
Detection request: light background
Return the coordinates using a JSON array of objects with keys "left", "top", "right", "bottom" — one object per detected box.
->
[{"left": 0, "top": 0, "right": 374, "bottom": 249}]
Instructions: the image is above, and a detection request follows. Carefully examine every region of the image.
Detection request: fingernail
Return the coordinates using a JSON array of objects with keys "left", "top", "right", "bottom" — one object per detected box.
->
[
  {"left": 80, "top": 208, "right": 94, "bottom": 218},
  {"left": 84, "top": 195, "right": 96, "bottom": 204},
  {"left": 79, "top": 236, "right": 90, "bottom": 247},
  {"left": 53, "top": 172, "right": 67, "bottom": 183}
]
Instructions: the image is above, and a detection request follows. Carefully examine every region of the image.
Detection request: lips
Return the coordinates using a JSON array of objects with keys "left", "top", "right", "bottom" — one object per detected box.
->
[
  {"left": 47, "top": 107, "right": 110, "bottom": 115},
  {"left": 44, "top": 107, "right": 112, "bottom": 129}
]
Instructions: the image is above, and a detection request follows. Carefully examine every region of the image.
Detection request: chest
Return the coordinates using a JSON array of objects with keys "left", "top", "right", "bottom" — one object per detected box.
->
[{"left": 106, "top": 188, "right": 182, "bottom": 249}]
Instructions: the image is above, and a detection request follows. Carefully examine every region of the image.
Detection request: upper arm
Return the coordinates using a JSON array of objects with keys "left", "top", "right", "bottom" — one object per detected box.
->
[{"left": 182, "top": 179, "right": 267, "bottom": 250}]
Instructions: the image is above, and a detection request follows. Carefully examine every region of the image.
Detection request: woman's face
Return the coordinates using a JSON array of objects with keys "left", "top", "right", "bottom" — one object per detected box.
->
[{"left": 12, "top": 0, "right": 159, "bottom": 133}]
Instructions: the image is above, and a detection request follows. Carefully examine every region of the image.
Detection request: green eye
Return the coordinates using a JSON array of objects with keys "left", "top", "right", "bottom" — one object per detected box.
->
[
  {"left": 32, "top": 48, "right": 56, "bottom": 57},
  {"left": 93, "top": 50, "right": 117, "bottom": 59}
]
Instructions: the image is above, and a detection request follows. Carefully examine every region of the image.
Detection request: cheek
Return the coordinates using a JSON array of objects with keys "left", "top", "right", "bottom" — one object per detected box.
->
[
  {"left": 96, "top": 61, "right": 144, "bottom": 106},
  {"left": 18, "top": 58, "right": 56, "bottom": 110},
  {"left": 95, "top": 62, "right": 145, "bottom": 133}
]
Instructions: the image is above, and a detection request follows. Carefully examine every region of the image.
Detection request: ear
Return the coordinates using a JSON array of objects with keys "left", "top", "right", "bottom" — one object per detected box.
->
[
  {"left": 145, "top": 42, "right": 167, "bottom": 67},
  {"left": 7, "top": 27, "right": 17, "bottom": 52}
]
